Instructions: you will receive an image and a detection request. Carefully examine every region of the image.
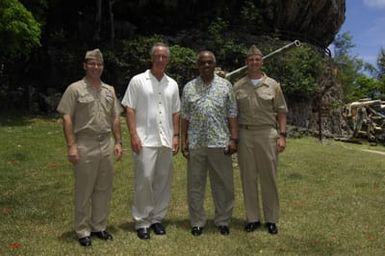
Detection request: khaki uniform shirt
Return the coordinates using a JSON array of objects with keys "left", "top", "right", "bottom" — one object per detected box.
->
[
  {"left": 57, "top": 78, "right": 122, "bottom": 134},
  {"left": 233, "top": 73, "right": 288, "bottom": 127}
]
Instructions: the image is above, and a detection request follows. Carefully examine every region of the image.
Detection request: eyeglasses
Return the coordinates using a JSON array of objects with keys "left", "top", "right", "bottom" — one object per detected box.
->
[{"left": 86, "top": 62, "right": 103, "bottom": 67}]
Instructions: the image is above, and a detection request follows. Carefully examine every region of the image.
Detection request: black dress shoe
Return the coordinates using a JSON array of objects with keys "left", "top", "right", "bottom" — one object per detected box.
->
[
  {"left": 136, "top": 228, "right": 150, "bottom": 240},
  {"left": 78, "top": 236, "right": 91, "bottom": 247},
  {"left": 244, "top": 221, "right": 261, "bottom": 232},
  {"left": 191, "top": 226, "right": 204, "bottom": 236},
  {"left": 150, "top": 222, "right": 166, "bottom": 235},
  {"left": 91, "top": 230, "right": 113, "bottom": 240},
  {"left": 217, "top": 225, "right": 230, "bottom": 235},
  {"left": 265, "top": 222, "right": 278, "bottom": 235}
]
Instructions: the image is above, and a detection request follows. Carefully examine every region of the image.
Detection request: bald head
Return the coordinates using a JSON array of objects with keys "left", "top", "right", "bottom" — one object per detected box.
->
[{"left": 197, "top": 51, "right": 216, "bottom": 64}]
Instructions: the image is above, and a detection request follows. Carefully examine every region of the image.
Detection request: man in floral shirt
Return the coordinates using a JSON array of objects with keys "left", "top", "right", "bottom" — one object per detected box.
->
[{"left": 181, "top": 50, "right": 238, "bottom": 236}]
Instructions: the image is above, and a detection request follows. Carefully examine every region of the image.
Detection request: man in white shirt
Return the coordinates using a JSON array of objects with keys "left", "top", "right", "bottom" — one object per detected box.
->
[{"left": 121, "top": 42, "right": 180, "bottom": 240}]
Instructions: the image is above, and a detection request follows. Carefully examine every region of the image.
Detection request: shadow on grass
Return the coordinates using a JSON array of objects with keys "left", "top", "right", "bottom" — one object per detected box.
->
[
  {"left": 118, "top": 217, "right": 250, "bottom": 233},
  {"left": 59, "top": 224, "right": 126, "bottom": 243},
  {"left": 58, "top": 217, "right": 257, "bottom": 240},
  {"left": 58, "top": 230, "right": 76, "bottom": 243}
]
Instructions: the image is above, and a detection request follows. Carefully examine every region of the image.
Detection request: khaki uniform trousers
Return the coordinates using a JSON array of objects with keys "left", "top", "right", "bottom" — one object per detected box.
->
[
  {"left": 188, "top": 148, "right": 234, "bottom": 227},
  {"left": 132, "top": 147, "right": 173, "bottom": 229},
  {"left": 74, "top": 133, "right": 114, "bottom": 238},
  {"left": 238, "top": 127, "right": 280, "bottom": 223}
]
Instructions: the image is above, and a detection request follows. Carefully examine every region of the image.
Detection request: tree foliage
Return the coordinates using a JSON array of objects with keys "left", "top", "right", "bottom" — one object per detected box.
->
[
  {"left": 333, "top": 32, "right": 368, "bottom": 102},
  {"left": 332, "top": 32, "right": 385, "bottom": 102},
  {"left": 377, "top": 48, "right": 385, "bottom": 79},
  {"left": 264, "top": 46, "right": 326, "bottom": 99},
  {"left": 0, "top": 0, "right": 347, "bottom": 114},
  {"left": 0, "top": 0, "right": 41, "bottom": 58}
]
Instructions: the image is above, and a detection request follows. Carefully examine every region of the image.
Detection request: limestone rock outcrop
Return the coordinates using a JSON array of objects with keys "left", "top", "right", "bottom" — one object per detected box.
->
[{"left": 261, "top": 0, "right": 345, "bottom": 47}]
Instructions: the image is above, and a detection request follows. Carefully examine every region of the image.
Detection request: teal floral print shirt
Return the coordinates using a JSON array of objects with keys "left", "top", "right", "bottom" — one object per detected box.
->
[{"left": 181, "top": 74, "right": 237, "bottom": 149}]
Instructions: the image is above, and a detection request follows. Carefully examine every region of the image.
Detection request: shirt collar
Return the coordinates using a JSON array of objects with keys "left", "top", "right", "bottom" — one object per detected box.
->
[
  {"left": 146, "top": 69, "right": 168, "bottom": 83},
  {"left": 82, "top": 77, "right": 105, "bottom": 90},
  {"left": 248, "top": 73, "right": 268, "bottom": 87}
]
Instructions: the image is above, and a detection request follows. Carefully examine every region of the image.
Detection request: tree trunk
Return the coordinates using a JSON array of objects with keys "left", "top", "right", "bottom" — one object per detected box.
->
[
  {"left": 109, "top": 0, "right": 117, "bottom": 47},
  {"left": 94, "top": 0, "right": 102, "bottom": 44}
]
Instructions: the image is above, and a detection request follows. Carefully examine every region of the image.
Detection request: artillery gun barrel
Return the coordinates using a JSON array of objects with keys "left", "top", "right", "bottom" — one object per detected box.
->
[
  {"left": 225, "top": 40, "right": 301, "bottom": 80},
  {"left": 350, "top": 100, "right": 382, "bottom": 108}
]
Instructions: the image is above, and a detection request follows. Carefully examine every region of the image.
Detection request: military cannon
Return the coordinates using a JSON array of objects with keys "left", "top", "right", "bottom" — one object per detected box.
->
[
  {"left": 342, "top": 99, "right": 385, "bottom": 143},
  {"left": 223, "top": 40, "right": 302, "bottom": 82}
]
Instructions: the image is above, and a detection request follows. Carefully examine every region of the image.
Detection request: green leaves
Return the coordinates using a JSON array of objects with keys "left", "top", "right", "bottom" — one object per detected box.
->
[
  {"left": 264, "top": 45, "right": 325, "bottom": 99},
  {"left": 0, "top": 0, "right": 41, "bottom": 59},
  {"left": 332, "top": 32, "right": 385, "bottom": 102}
]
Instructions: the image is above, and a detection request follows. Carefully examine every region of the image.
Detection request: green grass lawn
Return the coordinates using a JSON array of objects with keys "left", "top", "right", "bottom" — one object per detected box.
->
[{"left": 1, "top": 117, "right": 384, "bottom": 255}]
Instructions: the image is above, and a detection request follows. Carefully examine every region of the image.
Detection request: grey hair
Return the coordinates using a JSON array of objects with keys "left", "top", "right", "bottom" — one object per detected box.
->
[{"left": 150, "top": 42, "right": 170, "bottom": 57}]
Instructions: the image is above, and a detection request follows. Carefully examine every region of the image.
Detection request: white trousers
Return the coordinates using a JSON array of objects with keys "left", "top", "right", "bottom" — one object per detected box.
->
[{"left": 132, "top": 147, "right": 173, "bottom": 229}]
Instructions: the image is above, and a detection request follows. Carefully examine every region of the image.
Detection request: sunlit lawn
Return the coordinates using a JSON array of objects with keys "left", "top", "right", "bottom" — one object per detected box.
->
[{"left": 1, "top": 117, "right": 384, "bottom": 255}]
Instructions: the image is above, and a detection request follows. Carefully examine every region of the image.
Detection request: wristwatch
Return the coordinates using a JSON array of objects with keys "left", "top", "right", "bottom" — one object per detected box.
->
[{"left": 279, "top": 132, "right": 287, "bottom": 138}]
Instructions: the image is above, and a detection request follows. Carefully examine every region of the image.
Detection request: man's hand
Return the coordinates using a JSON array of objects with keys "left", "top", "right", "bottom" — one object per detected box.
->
[
  {"left": 181, "top": 140, "right": 189, "bottom": 159},
  {"left": 172, "top": 136, "right": 179, "bottom": 156},
  {"left": 114, "top": 143, "right": 123, "bottom": 160},
  {"left": 130, "top": 134, "right": 142, "bottom": 154},
  {"left": 276, "top": 136, "right": 286, "bottom": 153},
  {"left": 67, "top": 144, "right": 80, "bottom": 165},
  {"left": 225, "top": 140, "right": 237, "bottom": 155}
]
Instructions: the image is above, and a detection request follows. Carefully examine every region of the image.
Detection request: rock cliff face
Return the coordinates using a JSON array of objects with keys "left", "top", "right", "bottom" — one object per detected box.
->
[
  {"left": 263, "top": 0, "right": 345, "bottom": 47},
  {"left": 118, "top": 0, "right": 346, "bottom": 48}
]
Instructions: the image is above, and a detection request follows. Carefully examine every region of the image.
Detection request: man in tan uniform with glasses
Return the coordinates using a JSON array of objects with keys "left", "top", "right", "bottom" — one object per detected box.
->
[
  {"left": 234, "top": 45, "right": 288, "bottom": 235},
  {"left": 57, "top": 49, "right": 123, "bottom": 246}
]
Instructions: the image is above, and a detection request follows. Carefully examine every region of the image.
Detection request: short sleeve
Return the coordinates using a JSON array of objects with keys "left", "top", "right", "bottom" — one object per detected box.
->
[
  {"left": 274, "top": 84, "right": 288, "bottom": 113},
  {"left": 121, "top": 77, "right": 138, "bottom": 109},
  {"left": 57, "top": 84, "right": 77, "bottom": 116}
]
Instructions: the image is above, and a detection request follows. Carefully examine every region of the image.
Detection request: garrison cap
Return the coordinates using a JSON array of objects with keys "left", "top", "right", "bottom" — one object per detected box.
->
[
  {"left": 247, "top": 45, "right": 263, "bottom": 57},
  {"left": 85, "top": 48, "right": 104, "bottom": 63}
]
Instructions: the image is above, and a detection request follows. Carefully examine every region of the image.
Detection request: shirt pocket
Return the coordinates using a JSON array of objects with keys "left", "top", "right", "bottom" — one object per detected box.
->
[
  {"left": 77, "top": 94, "right": 95, "bottom": 113},
  {"left": 103, "top": 95, "right": 114, "bottom": 113},
  {"left": 235, "top": 90, "right": 251, "bottom": 110},
  {"left": 256, "top": 88, "right": 274, "bottom": 110}
]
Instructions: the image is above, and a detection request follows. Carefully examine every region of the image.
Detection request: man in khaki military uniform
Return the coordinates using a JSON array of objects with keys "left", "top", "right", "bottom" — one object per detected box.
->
[
  {"left": 57, "top": 49, "right": 123, "bottom": 246},
  {"left": 233, "top": 45, "right": 288, "bottom": 235}
]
